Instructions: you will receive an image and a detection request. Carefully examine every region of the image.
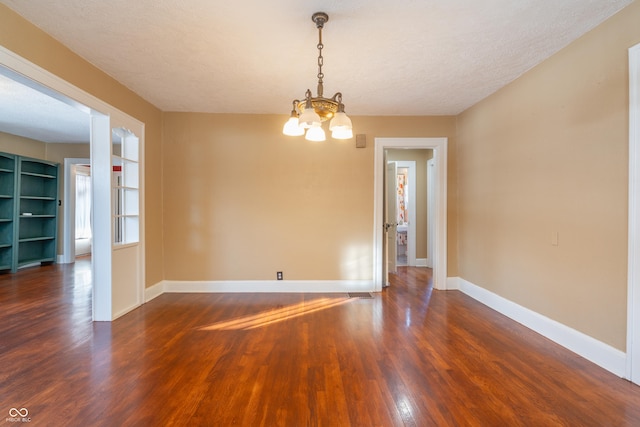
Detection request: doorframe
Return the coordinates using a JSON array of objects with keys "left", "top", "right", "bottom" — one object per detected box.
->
[
  {"left": 0, "top": 45, "right": 145, "bottom": 321},
  {"left": 374, "top": 138, "right": 447, "bottom": 291},
  {"left": 627, "top": 42, "right": 640, "bottom": 385},
  {"left": 62, "top": 158, "right": 91, "bottom": 264}
]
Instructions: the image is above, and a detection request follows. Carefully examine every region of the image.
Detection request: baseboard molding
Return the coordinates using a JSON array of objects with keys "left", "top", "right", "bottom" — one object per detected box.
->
[
  {"left": 416, "top": 258, "right": 429, "bottom": 267},
  {"left": 447, "top": 276, "right": 461, "bottom": 290},
  {"left": 454, "top": 276, "right": 626, "bottom": 377},
  {"left": 57, "top": 254, "right": 91, "bottom": 264},
  {"left": 145, "top": 281, "right": 165, "bottom": 302},
  {"left": 144, "top": 279, "right": 374, "bottom": 301},
  {"left": 157, "top": 279, "right": 375, "bottom": 294},
  {"left": 112, "top": 301, "right": 142, "bottom": 320}
]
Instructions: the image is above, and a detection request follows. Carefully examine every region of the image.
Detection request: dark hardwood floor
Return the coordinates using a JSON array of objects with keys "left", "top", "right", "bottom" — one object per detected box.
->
[{"left": 1, "top": 260, "right": 640, "bottom": 426}]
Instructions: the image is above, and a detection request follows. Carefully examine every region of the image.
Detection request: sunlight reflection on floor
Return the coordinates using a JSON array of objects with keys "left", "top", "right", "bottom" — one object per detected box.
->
[{"left": 198, "top": 297, "right": 355, "bottom": 331}]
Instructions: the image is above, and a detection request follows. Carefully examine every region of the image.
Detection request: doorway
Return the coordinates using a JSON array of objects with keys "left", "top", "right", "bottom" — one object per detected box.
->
[
  {"left": 386, "top": 156, "right": 427, "bottom": 268},
  {"left": 74, "top": 163, "right": 92, "bottom": 256},
  {"left": 373, "top": 138, "right": 448, "bottom": 291},
  {"left": 0, "top": 45, "right": 145, "bottom": 321},
  {"left": 62, "top": 158, "right": 92, "bottom": 263}
]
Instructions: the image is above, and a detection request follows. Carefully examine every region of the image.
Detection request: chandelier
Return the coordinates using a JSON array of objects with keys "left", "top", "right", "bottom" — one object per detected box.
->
[{"left": 282, "top": 12, "right": 353, "bottom": 141}]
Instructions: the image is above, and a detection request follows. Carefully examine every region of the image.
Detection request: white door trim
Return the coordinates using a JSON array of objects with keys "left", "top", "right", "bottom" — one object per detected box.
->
[
  {"left": 627, "top": 42, "right": 640, "bottom": 385},
  {"left": 374, "top": 138, "right": 447, "bottom": 291},
  {"left": 91, "top": 114, "right": 113, "bottom": 321},
  {"left": 426, "top": 158, "right": 436, "bottom": 268},
  {"left": 62, "top": 158, "right": 90, "bottom": 264}
]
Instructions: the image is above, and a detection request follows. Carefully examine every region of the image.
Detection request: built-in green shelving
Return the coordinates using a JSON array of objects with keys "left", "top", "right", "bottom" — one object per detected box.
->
[
  {"left": 0, "top": 152, "right": 59, "bottom": 273},
  {"left": 0, "top": 153, "right": 16, "bottom": 271}
]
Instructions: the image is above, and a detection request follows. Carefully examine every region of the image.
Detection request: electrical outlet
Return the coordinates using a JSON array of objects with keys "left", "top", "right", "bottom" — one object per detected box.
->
[{"left": 277, "top": 272, "right": 283, "bottom": 280}]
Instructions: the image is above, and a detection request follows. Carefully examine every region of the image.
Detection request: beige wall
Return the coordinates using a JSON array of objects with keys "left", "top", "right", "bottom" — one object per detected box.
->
[
  {"left": 45, "top": 143, "right": 90, "bottom": 164},
  {"left": 0, "top": 5, "right": 164, "bottom": 286},
  {"left": 456, "top": 1, "right": 640, "bottom": 351},
  {"left": 0, "top": 131, "right": 45, "bottom": 158},
  {"left": 386, "top": 149, "right": 434, "bottom": 259},
  {"left": 162, "top": 113, "right": 456, "bottom": 281}
]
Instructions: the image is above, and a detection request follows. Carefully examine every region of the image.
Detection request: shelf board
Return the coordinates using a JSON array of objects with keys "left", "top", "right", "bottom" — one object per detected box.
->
[
  {"left": 20, "top": 215, "right": 55, "bottom": 218},
  {"left": 20, "top": 196, "right": 56, "bottom": 201},
  {"left": 0, "top": 168, "right": 14, "bottom": 173},
  {"left": 19, "top": 236, "right": 55, "bottom": 243},
  {"left": 0, "top": 218, "right": 13, "bottom": 222},
  {"left": 0, "top": 243, "right": 12, "bottom": 248},
  {"left": 20, "top": 171, "right": 56, "bottom": 179},
  {"left": 0, "top": 194, "right": 14, "bottom": 199}
]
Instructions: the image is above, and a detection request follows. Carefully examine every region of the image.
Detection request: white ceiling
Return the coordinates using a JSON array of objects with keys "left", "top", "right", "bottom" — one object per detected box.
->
[
  {"left": 0, "top": 0, "right": 634, "bottom": 142},
  {"left": 0, "top": 72, "right": 90, "bottom": 143}
]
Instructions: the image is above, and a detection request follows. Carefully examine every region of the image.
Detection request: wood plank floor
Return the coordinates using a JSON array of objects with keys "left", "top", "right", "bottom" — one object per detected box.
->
[{"left": 1, "top": 260, "right": 640, "bottom": 426}]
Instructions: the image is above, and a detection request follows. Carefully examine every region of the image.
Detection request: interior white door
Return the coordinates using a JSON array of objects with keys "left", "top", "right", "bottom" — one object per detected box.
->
[{"left": 384, "top": 161, "right": 398, "bottom": 286}]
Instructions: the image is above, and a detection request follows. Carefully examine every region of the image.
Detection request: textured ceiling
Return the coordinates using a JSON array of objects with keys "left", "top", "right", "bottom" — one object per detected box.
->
[
  {"left": 0, "top": 0, "right": 634, "bottom": 142},
  {"left": 0, "top": 72, "right": 90, "bottom": 143}
]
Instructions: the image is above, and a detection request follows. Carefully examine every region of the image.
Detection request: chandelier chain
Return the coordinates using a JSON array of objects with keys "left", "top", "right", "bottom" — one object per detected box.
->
[{"left": 317, "top": 25, "right": 324, "bottom": 96}]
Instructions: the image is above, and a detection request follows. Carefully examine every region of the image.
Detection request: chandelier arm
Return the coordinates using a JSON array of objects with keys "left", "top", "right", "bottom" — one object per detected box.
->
[{"left": 290, "top": 99, "right": 300, "bottom": 114}]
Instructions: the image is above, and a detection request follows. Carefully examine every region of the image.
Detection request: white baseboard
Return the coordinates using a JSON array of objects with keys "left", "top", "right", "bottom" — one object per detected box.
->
[
  {"left": 112, "top": 302, "right": 140, "bottom": 320},
  {"left": 154, "top": 280, "right": 374, "bottom": 294},
  {"left": 416, "top": 258, "right": 429, "bottom": 267},
  {"left": 453, "top": 276, "right": 626, "bottom": 378},
  {"left": 447, "top": 276, "right": 461, "bottom": 290},
  {"left": 145, "top": 281, "right": 165, "bottom": 302}
]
